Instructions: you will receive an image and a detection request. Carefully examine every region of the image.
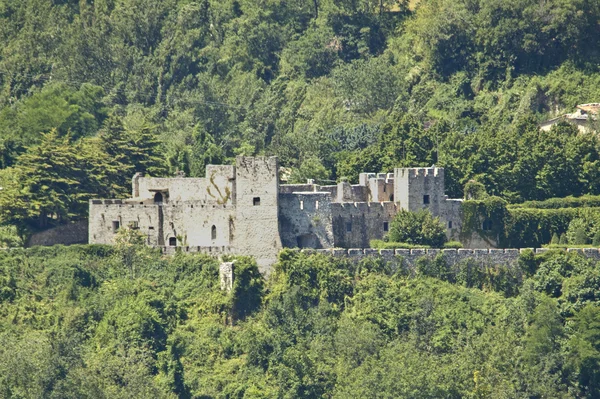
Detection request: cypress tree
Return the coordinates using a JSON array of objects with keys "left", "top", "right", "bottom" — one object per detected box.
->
[
  {"left": 593, "top": 231, "right": 600, "bottom": 247},
  {"left": 559, "top": 233, "right": 568, "bottom": 245},
  {"left": 551, "top": 233, "right": 560, "bottom": 245}
]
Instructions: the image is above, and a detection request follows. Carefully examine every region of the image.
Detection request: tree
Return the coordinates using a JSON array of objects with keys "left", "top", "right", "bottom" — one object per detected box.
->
[
  {"left": 388, "top": 209, "right": 447, "bottom": 247},
  {"left": 0, "top": 130, "right": 109, "bottom": 232}
]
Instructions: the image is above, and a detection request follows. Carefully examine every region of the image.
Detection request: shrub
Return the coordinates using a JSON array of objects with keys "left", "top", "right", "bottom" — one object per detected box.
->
[
  {"left": 593, "top": 231, "right": 600, "bottom": 247},
  {"left": 388, "top": 209, "right": 447, "bottom": 247},
  {"left": 567, "top": 218, "right": 590, "bottom": 245},
  {"left": 370, "top": 240, "right": 430, "bottom": 249},
  {"left": 560, "top": 233, "right": 568, "bottom": 245},
  {"left": 443, "top": 241, "right": 463, "bottom": 249},
  {"left": 551, "top": 233, "right": 560, "bottom": 245},
  {"left": 464, "top": 180, "right": 488, "bottom": 200}
]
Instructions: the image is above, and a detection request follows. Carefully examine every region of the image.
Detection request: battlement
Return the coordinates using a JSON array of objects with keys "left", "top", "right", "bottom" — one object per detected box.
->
[
  {"left": 397, "top": 167, "right": 444, "bottom": 179},
  {"left": 333, "top": 201, "right": 397, "bottom": 213},
  {"left": 290, "top": 247, "right": 600, "bottom": 268},
  {"left": 160, "top": 245, "right": 234, "bottom": 256}
]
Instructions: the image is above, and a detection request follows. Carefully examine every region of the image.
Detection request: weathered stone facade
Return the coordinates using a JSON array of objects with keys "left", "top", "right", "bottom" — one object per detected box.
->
[{"left": 89, "top": 156, "right": 464, "bottom": 272}]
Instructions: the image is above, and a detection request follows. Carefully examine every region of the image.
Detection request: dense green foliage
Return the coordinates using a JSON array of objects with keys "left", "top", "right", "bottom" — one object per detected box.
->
[
  {"left": 1, "top": 0, "right": 600, "bottom": 238},
  {"left": 3, "top": 245, "right": 600, "bottom": 397},
  {"left": 388, "top": 208, "right": 447, "bottom": 247}
]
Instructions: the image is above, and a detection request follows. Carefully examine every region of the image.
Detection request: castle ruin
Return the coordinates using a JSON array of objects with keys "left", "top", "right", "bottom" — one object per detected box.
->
[{"left": 89, "top": 156, "right": 464, "bottom": 273}]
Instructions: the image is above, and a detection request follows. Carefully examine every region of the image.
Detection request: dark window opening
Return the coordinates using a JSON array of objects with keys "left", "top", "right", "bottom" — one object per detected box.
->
[
  {"left": 253, "top": 197, "right": 261, "bottom": 206},
  {"left": 482, "top": 220, "right": 493, "bottom": 231},
  {"left": 448, "top": 221, "right": 453, "bottom": 229},
  {"left": 346, "top": 222, "right": 352, "bottom": 232},
  {"left": 383, "top": 222, "right": 389, "bottom": 232},
  {"left": 169, "top": 237, "right": 177, "bottom": 246},
  {"left": 389, "top": 195, "right": 394, "bottom": 202},
  {"left": 211, "top": 225, "right": 217, "bottom": 240},
  {"left": 149, "top": 226, "right": 155, "bottom": 230},
  {"left": 383, "top": 185, "right": 386, "bottom": 192},
  {"left": 154, "top": 192, "right": 164, "bottom": 204},
  {"left": 112, "top": 221, "right": 120, "bottom": 232},
  {"left": 423, "top": 195, "right": 430, "bottom": 204}
]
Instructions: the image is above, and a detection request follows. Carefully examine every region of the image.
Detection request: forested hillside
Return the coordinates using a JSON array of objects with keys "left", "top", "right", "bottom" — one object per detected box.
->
[
  {"left": 1, "top": 0, "right": 600, "bottom": 236},
  {"left": 3, "top": 243, "right": 600, "bottom": 398}
]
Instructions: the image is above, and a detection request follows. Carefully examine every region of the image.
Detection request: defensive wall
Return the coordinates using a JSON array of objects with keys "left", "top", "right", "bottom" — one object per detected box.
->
[{"left": 155, "top": 246, "right": 600, "bottom": 270}]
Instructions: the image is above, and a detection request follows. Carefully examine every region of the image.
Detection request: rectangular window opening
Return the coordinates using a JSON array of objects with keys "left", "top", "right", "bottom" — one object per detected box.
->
[
  {"left": 346, "top": 222, "right": 352, "bottom": 232},
  {"left": 315, "top": 200, "right": 319, "bottom": 210},
  {"left": 383, "top": 222, "right": 389, "bottom": 232},
  {"left": 423, "top": 195, "right": 430, "bottom": 204},
  {"left": 300, "top": 200, "right": 304, "bottom": 210},
  {"left": 448, "top": 221, "right": 453, "bottom": 229},
  {"left": 112, "top": 221, "right": 120, "bottom": 233},
  {"left": 253, "top": 197, "right": 261, "bottom": 206}
]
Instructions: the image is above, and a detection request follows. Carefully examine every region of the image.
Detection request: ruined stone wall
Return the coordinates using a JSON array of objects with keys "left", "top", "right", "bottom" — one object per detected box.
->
[
  {"left": 26, "top": 220, "right": 89, "bottom": 247},
  {"left": 89, "top": 200, "right": 235, "bottom": 247},
  {"left": 234, "top": 156, "right": 282, "bottom": 273},
  {"left": 89, "top": 200, "right": 161, "bottom": 245},
  {"left": 279, "top": 192, "right": 334, "bottom": 249},
  {"left": 279, "top": 184, "right": 314, "bottom": 194},
  {"left": 135, "top": 165, "right": 235, "bottom": 204},
  {"left": 443, "top": 198, "right": 463, "bottom": 240},
  {"left": 160, "top": 202, "right": 235, "bottom": 247},
  {"left": 331, "top": 202, "right": 397, "bottom": 248},
  {"left": 367, "top": 174, "right": 395, "bottom": 202}
]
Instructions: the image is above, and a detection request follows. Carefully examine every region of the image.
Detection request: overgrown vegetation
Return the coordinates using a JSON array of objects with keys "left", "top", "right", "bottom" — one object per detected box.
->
[{"left": 2, "top": 245, "right": 600, "bottom": 397}]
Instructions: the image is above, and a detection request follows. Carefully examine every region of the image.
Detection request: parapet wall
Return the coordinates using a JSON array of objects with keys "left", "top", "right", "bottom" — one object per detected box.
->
[
  {"left": 160, "top": 245, "right": 235, "bottom": 256},
  {"left": 293, "top": 247, "right": 600, "bottom": 267}
]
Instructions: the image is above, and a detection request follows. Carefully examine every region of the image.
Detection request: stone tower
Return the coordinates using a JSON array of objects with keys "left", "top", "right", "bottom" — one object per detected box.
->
[
  {"left": 393, "top": 167, "right": 445, "bottom": 217},
  {"left": 233, "top": 156, "right": 282, "bottom": 273}
]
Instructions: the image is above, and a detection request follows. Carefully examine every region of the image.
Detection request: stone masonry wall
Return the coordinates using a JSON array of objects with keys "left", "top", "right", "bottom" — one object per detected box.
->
[
  {"left": 279, "top": 192, "right": 334, "bottom": 249},
  {"left": 298, "top": 247, "right": 600, "bottom": 269},
  {"left": 331, "top": 202, "right": 397, "bottom": 248},
  {"left": 27, "top": 220, "right": 89, "bottom": 247}
]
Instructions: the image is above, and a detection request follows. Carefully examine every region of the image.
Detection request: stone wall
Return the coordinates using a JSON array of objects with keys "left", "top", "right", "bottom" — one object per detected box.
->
[
  {"left": 331, "top": 202, "right": 397, "bottom": 248},
  {"left": 26, "top": 220, "right": 89, "bottom": 247},
  {"left": 89, "top": 200, "right": 161, "bottom": 245},
  {"left": 279, "top": 192, "right": 334, "bottom": 249},
  {"left": 135, "top": 164, "right": 234, "bottom": 204},
  {"left": 298, "top": 247, "right": 600, "bottom": 268}
]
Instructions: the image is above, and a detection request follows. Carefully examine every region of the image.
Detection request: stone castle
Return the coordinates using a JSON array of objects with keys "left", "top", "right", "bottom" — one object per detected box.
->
[{"left": 89, "top": 156, "right": 464, "bottom": 272}]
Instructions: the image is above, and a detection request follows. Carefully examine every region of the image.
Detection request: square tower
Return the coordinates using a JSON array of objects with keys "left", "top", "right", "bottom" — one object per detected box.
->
[
  {"left": 233, "top": 156, "right": 282, "bottom": 273},
  {"left": 393, "top": 167, "right": 445, "bottom": 217}
]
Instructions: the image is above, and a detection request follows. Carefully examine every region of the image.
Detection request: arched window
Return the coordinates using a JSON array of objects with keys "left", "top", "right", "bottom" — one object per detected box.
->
[
  {"left": 211, "top": 225, "right": 217, "bottom": 240},
  {"left": 154, "top": 192, "right": 163, "bottom": 204}
]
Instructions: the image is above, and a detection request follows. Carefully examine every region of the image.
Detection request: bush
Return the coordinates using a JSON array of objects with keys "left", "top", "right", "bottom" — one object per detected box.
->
[
  {"left": 593, "top": 232, "right": 600, "bottom": 247},
  {"left": 560, "top": 233, "right": 568, "bottom": 245},
  {"left": 388, "top": 209, "right": 447, "bottom": 248},
  {"left": 551, "top": 233, "right": 560, "bottom": 245},
  {"left": 510, "top": 195, "right": 600, "bottom": 209},
  {"left": 370, "top": 240, "right": 430, "bottom": 249},
  {"left": 567, "top": 218, "right": 591, "bottom": 245},
  {"left": 464, "top": 180, "right": 488, "bottom": 200},
  {"left": 443, "top": 241, "right": 463, "bottom": 249}
]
